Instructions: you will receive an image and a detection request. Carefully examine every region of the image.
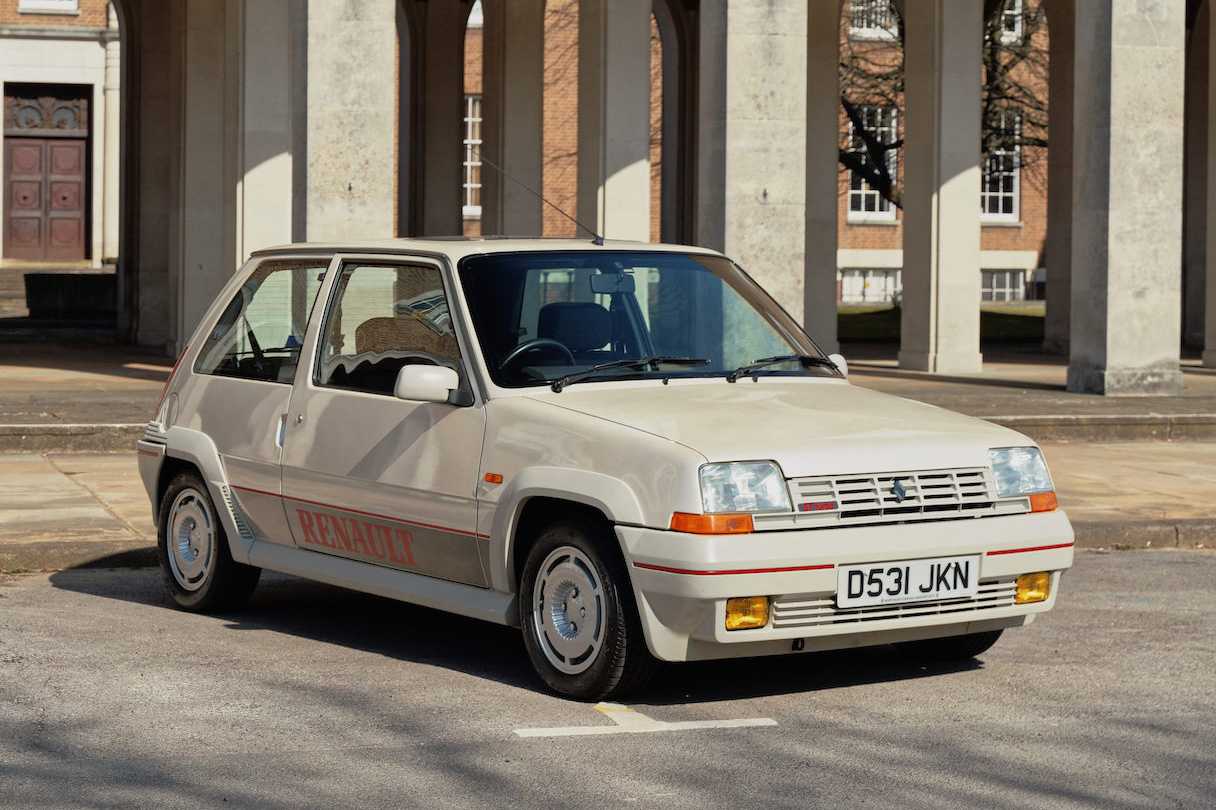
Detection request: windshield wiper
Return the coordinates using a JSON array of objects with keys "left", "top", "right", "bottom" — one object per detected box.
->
[
  {"left": 551, "top": 356, "right": 709, "bottom": 392},
  {"left": 726, "top": 354, "right": 839, "bottom": 383}
]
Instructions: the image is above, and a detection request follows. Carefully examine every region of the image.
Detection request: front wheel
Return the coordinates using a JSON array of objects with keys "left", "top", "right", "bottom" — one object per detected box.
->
[
  {"left": 158, "top": 471, "right": 260, "bottom": 612},
  {"left": 519, "top": 517, "right": 654, "bottom": 700}
]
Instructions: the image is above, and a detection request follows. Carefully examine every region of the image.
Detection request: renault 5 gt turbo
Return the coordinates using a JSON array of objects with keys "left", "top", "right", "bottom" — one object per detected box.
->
[{"left": 137, "top": 238, "right": 1073, "bottom": 700}]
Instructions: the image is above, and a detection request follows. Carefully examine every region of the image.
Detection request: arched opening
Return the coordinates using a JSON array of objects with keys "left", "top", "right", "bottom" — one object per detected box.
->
[{"left": 835, "top": 1, "right": 1051, "bottom": 348}]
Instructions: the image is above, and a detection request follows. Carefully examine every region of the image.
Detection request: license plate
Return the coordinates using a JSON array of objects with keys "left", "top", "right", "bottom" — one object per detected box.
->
[{"left": 836, "top": 555, "right": 980, "bottom": 609}]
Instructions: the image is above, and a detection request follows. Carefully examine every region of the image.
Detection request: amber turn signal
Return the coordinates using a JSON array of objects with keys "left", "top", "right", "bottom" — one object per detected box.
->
[
  {"left": 1015, "top": 571, "right": 1051, "bottom": 604},
  {"left": 726, "top": 596, "right": 770, "bottom": 630},
  {"left": 670, "top": 512, "right": 754, "bottom": 535},
  {"left": 1029, "top": 491, "right": 1058, "bottom": 513}
]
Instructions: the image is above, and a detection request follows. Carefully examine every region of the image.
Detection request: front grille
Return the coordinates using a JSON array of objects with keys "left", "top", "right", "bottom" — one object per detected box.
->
[
  {"left": 752, "top": 467, "right": 1027, "bottom": 531},
  {"left": 771, "top": 579, "right": 1018, "bottom": 629}
]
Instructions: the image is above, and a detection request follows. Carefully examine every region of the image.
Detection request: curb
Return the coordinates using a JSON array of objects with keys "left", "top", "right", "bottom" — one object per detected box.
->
[
  {"left": 1071, "top": 518, "right": 1216, "bottom": 550},
  {"left": 6, "top": 414, "right": 1216, "bottom": 452},
  {"left": 988, "top": 414, "right": 1216, "bottom": 442},
  {"left": 2, "top": 520, "right": 1210, "bottom": 574},
  {"left": 0, "top": 424, "right": 143, "bottom": 452}
]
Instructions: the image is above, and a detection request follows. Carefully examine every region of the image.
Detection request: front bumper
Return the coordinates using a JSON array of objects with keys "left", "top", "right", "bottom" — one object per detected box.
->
[{"left": 617, "top": 510, "right": 1074, "bottom": 662}]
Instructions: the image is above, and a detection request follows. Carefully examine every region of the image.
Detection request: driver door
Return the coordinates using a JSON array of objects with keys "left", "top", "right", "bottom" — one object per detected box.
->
[{"left": 279, "top": 259, "right": 488, "bottom": 587}]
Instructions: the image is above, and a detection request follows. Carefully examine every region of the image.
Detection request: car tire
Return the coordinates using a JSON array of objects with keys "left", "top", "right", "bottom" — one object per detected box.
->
[
  {"left": 158, "top": 471, "right": 261, "bottom": 612},
  {"left": 897, "top": 629, "right": 1004, "bottom": 662},
  {"left": 519, "top": 516, "right": 655, "bottom": 700}
]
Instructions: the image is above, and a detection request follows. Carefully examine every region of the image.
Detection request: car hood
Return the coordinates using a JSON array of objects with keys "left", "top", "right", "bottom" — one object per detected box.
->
[{"left": 524, "top": 379, "right": 1028, "bottom": 477}]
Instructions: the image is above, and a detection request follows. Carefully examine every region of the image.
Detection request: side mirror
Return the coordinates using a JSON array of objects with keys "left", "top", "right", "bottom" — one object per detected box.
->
[
  {"left": 394, "top": 364, "right": 462, "bottom": 403},
  {"left": 828, "top": 353, "right": 848, "bottom": 379}
]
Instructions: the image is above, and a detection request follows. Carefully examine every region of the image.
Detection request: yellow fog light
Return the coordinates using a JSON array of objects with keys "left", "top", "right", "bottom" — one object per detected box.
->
[
  {"left": 1015, "top": 572, "right": 1051, "bottom": 604},
  {"left": 726, "top": 596, "right": 770, "bottom": 630}
]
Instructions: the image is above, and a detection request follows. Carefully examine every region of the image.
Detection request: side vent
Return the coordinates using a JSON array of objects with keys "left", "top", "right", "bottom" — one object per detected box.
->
[{"left": 220, "top": 485, "right": 257, "bottom": 544}]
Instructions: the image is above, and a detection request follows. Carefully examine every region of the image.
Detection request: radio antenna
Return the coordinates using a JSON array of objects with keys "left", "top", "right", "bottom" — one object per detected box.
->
[{"left": 468, "top": 145, "right": 604, "bottom": 246}]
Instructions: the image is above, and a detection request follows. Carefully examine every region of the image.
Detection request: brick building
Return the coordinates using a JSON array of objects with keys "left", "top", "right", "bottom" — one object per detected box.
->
[{"left": 459, "top": 0, "right": 1050, "bottom": 304}]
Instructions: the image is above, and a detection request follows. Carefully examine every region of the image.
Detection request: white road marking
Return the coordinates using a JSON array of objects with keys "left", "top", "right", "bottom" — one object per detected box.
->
[{"left": 513, "top": 702, "right": 777, "bottom": 738}]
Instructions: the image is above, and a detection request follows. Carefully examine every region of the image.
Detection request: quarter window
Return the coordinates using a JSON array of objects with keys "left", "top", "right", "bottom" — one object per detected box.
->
[{"left": 194, "top": 260, "right": 327, "bottom": 383}]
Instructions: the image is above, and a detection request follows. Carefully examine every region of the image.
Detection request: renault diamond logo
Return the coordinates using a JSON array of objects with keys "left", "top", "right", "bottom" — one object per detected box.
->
[{"left": 892, "top": 479, "right": 909, "bottom": 503}]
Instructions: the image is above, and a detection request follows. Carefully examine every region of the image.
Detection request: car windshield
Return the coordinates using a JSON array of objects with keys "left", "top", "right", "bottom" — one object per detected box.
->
[{"left": 458, "top": 251, "right": 834, "bottom": 389}]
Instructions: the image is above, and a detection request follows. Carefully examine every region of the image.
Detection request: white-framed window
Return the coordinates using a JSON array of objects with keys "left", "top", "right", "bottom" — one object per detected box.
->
[
  {"left": 997, "top": 0, "right": 1025, "bottom": 45},
  {"left": 839, "top": 269, "right": 902, "bottom": 304},
  {"left": 847, "top": 105, "right": 898, "bottom": 222},
  {"left": 18, "top": 0, "right": 79, "bottom": 12},
  {"left": 981, "top": 112, "right": 1020, "bottom": 222},
  {"left": 981, "top": 269, "right": 1026, "bottom": 302},
  {"left": 462, "top": 94, "right": 483, "bottom": 220},
  {"left": 849, "top": 0, "right": 898, "bottom": 41}
]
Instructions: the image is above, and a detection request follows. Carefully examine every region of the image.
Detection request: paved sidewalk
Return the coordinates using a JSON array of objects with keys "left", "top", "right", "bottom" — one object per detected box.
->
[{"left": 0, "top": 339, "right": 1214, "bottom": 570}]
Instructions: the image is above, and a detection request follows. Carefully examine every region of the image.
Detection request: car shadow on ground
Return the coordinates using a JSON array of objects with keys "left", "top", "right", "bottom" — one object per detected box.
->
[{"left": 48, "top": 564, "right": 983, "bottom": 704}]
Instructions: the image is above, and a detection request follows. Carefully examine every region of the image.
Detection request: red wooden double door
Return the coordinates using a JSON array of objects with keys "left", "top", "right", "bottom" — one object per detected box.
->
[{"left": 4, "top": 137, "right": 87, "bottom": 262}]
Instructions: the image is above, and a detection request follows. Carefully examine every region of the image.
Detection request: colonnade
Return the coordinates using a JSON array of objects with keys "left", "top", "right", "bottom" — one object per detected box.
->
[{"left": 115, "top": 0, "right": 1209, "bottom": 395}]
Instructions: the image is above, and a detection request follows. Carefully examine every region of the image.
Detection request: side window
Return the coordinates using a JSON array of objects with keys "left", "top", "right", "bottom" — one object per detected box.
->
[
  {"left": 195, "top": 260, "right": 327, "bottom": 383},
  {"left": 318, "top": 263, "right": 460, "bottom": 396}
]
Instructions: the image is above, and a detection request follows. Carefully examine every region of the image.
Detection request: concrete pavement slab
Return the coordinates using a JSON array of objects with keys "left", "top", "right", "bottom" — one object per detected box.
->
[{"left": 0, "top": 453, "right": 155, "bottom": 571}]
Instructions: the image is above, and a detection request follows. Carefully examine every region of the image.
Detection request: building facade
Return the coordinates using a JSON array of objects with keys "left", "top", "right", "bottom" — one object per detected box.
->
[{"left": 0, "top": 0, "right": 118, "bottom": 267}]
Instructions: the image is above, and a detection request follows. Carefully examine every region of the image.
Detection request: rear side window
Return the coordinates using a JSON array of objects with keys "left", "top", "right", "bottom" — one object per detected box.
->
[{"left": 194, "top": 259, "right": 327, "bottom": 383}]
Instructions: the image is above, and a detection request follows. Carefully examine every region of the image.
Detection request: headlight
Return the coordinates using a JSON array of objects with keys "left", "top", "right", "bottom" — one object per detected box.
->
[
  {"left": 989, "top": 447, "right": 1053, "bottom": 495},
  {"left": 699, "top": 461, "right": 792, "bottom": 513}
]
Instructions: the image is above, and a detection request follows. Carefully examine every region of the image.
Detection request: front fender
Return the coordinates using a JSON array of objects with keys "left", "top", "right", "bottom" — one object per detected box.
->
[
  {"left": 485, "top": 466, "right": 645, "bottom": 593},
  {"left": 162, "top": 426, "right": 256, "bottom": 564}
]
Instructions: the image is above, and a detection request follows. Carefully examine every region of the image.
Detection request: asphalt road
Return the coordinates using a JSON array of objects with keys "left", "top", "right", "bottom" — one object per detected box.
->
[{"left": 1, "top": 550, "right": 1213, "bottom": 810}]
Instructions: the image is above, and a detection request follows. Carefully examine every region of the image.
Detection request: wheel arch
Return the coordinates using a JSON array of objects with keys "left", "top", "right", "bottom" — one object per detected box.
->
[
  {"left": 158, "top": 426, "right": 254, "bottom": 564},
  {"left": 488, "top": 467, "right": 645, "bottom": 597}
]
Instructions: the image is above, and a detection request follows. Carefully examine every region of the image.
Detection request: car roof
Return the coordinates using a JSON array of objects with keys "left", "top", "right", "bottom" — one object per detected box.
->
[{"left": 249, "top": 237, "right": 724, "bottom": 263}]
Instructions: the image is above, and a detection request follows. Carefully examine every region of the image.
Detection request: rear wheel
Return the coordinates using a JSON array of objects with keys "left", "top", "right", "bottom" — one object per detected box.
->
[
  {"left": 158, "top": 471, "right": 260, "bottom": 612},
  {"left": 519, "top": 516, "right": 654, "bottom": 700},
  {"left": 897, "top": 629, "right": 1004, "bottom": 661}
]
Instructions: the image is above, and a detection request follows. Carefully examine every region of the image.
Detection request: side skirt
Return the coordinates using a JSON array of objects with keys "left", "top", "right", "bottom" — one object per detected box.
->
[{"left": 248, "top": 541, "right": 517, "bottom": 627}]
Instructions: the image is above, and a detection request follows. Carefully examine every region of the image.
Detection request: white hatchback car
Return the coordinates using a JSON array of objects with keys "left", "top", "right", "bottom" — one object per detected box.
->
[{"left": 138, "top": 238, "right": 1073, "bottom": 699}]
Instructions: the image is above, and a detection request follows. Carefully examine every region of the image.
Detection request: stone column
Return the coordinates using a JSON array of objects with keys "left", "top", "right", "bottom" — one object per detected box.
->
[
  {"left": 1067, "top": 1, "right": 1184, "bottom": 393},
  {"left": 804, "top": 0, "right": 841, "bottom": 352},
  {"left": 1206, "top": 5, "right": 1216, "bottom": 368},
  {"left": 130, "top": 0, "right": 181, "bottom": 349},
  {"left": 413, "top": 0, "right": 468, "bottom": 236},
  {"left": 1042, "top": 0, "right": 1073, "bottom": 355},
  {"left": 102, "top": 4, "right": 121, "bottom": 264},
  {"left": 480, "top": 0, "right": 544, "bottom": 235},
  {"left": 695, "top": 0, "right": 807, "bottom": 320},
  {"left": 898, "top": 0, "right": 983, "bottom": 373},
  {"left": 304, "top": 0, "right": 398, "bottom": 242},
  {"left": 577, "top": 0, "right": 651, "bottom": 241},
  {"left": 178, "top": 0, "right": 230, "bottom": 340},
  {"left": 238, "top": 0, "right": 294, "bottom": 259},
  {"left": 1183, "top": 2, "right": 1208, "bottom": 351}
]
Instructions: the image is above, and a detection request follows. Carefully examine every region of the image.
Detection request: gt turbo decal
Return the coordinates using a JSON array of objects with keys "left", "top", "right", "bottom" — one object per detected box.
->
[{"left": 294, "top": 509, "right": 417, "bottom": 566}]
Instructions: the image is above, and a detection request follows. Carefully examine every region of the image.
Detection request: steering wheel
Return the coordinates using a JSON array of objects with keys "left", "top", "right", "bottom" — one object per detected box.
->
[{"left": 498, "top": 338, "right": 576, "bottom": 370}]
